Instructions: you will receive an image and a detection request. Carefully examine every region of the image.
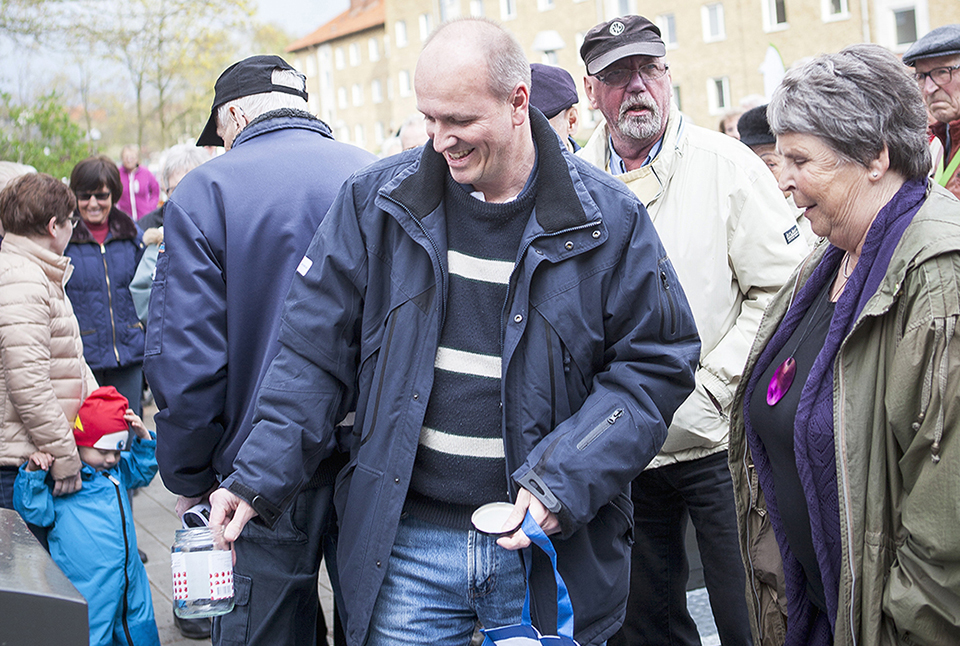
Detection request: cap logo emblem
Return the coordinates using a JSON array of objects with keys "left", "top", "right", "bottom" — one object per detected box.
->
[{"left": 609, "top": 21, "right": 625, "bottom": 36}]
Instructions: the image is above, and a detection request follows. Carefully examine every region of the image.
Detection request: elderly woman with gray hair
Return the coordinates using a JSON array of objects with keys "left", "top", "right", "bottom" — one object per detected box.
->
[{"left": 728, "top": 44, "right": 960, "bottom": 646}]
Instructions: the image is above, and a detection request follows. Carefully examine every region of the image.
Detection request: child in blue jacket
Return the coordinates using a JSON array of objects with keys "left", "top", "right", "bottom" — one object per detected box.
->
[{"left": 14, "top": 386, "right": 160, "bottom": 646}]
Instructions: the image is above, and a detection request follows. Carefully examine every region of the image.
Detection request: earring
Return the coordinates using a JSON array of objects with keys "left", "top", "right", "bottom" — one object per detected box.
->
[{"left": 872, "top": 172, "right": 879, "bottom": 178}]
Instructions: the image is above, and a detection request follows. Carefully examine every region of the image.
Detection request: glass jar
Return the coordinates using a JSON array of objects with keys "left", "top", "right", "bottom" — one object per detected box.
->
[{"left": 171, "top": 526, "right": 235, "bottom": 618}]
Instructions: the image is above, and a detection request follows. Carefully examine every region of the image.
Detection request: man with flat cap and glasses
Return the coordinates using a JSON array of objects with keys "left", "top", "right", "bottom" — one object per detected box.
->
[
  {"left": 903, "top": 24, "right": 960, "bottom": 199},
  {"left": 143, "top": 54, "right": 375, "bottom": 645},
  {"left": 577, "top": 15, "right": 810, "bottom": 646}
]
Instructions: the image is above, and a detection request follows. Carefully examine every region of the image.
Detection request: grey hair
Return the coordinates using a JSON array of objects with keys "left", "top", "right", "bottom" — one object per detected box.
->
[
  {"left": 0, "top": 161, "right": 36, "bottom": 193},
  {"left": 159, "top": 144, "right": 209, "bottom": 190},
  {"left": 768, "top": 43, "right": 930, "bottom": 180},
  {"left": 216, "top": 68, "right": 308, "bottom": 129},
  {"left": 425, "top": 17, "right": 530, "bottom": 103}
]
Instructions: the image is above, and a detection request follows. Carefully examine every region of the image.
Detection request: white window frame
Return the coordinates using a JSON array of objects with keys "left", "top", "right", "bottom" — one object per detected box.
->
[
  {"left": 371, "top": 79, "right": 383, "bottom": 104},
  {"left": 876, "top": 0, "right": 928, "bottom": 53},
  {"left": 470, "top": 0, "right": 485, "bottom": 16},
  {"left": 657, "top": 13, "right": 678, "bottom": 49},
  {"left": 500, "top": 0, "right": 517, "bottom": 20},
  {"left": 354, "top": 124, "right": 365, "bottom": 148},
  {"left": 821, "top": 0, "right": 849, "bottom": 22},
  {"left": 334, "top": 47, "right": 345, "bottom": 70},
  {"left": 348, "top": 43, "right": 360, "bottom": 67},
  {"left": 395, "top": 21, "right": 408, "bottom": 48},
  {"left": 419, "top": 13, "right": 432, "bottom": 41},
  {"left": 375, "top": 122, "right": 385, "bottom": 146},
  {"left": 399, "top": 70, "right": 412, "bottom": 97},
  {"left": 337, "top": 87, "right": 348, "bottom": 109},
  {"left": 762, "top": 0, "right": 789, "bottom": 32},
  {"left": 440, "top": 0, "right": 461, "bottom": 20},
  {"left": 701, "top": 3, "right": 726, "bottom": 43},
  {"left": 538, "top": 0, "right": 554, "bottom": 11},
  {"left": 707, "top": 76, "right": 731, "bottom": 115},
  {"left": 368, "top": 38, "right": 380, "bottom": 62},
  {"left": 351, "top": 84, "right": 363, "bottom": 107}
]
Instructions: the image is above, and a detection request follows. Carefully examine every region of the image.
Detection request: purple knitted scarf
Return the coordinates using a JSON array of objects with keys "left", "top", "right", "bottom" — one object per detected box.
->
[{"left": 742, "top": 178, "right": 926, "bottom": 645}]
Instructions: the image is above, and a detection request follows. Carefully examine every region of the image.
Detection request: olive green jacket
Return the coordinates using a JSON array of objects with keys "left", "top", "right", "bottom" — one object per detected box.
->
[{"left": 729, "top": 183, "right": 960, "bottom": 646}]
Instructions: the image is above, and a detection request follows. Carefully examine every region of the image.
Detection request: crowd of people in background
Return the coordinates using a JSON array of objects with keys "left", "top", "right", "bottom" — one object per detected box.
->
[{"left": 1, "top": 13, "right": 960, "bottom": 646}]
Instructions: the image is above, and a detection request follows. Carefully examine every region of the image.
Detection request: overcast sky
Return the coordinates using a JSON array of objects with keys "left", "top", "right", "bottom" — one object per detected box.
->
[{"left": 260, "top": 0, "right": 349, "bottom": 39}]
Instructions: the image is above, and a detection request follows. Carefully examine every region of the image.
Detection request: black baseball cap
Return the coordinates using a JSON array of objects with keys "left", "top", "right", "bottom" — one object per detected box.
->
[
  {"left": 196, "top": 55, "right": 308, "bottom": 147},
  {"left": 530, "top": 64, "right": 579, "bottom": 118},
  {"left": 580, "top": 16, "right": 666, "bottom": 76}
]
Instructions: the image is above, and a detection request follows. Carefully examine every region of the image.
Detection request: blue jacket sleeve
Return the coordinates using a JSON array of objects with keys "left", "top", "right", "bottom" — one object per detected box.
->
[
  {"left": 13, "top": 466, "right": 55, "bottom": 528},
  {"left": 514, "top": 203, "right": 700, "bottom": 537},
  {"left": 119, "top": 432, "right": 159, "bottom": 490},
  {"left": 143, "top": 198, "right": 228, "bottom": 497},
  {"left": 223, "top": 185, "right": 363, "bottom": 520}
]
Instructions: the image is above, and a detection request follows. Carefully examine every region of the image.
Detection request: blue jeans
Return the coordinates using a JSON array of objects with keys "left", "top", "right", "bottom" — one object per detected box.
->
[
  {"left": 365, "top": 515, "right": 526, "bottom": 646},
  {"left": 610, "top": 451, "right": 752, "bottom": 646}
]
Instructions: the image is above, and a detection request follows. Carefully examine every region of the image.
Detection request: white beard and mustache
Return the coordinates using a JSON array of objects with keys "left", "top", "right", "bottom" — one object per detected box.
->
[{"left": 616, "top": 93, "right": 663, "bottom": 142}]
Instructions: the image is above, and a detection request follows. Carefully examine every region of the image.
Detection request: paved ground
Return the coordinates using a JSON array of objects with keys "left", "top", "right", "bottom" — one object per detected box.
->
[{"left": 136, "top": 404, "right": 336, "bottom": 645}]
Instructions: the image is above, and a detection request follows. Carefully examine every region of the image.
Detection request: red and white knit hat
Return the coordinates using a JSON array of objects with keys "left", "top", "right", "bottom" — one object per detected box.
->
[{"left": 73, "top": 386, "right": 130, "bottom": 450}]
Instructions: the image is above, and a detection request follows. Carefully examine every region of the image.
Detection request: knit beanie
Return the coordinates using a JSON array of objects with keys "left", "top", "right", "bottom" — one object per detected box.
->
[{"left": 74, "top": 386, "right": 130, "bottom": 450}]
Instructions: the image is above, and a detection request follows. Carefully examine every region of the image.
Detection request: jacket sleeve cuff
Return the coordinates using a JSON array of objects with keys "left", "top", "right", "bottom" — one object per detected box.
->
[{"left": 225, "top": 481, "right": 283, "bottom": 529}]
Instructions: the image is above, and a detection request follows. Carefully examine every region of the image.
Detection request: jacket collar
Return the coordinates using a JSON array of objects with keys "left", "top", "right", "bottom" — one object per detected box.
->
[
  {"left": 384, "top": 107, "right": 592, "bottom": 235},
  {"left": 233, "top": 108, "right": 333, "bottom": 149},
  {"left": 70, "top": 207, "right": 139, "bottom": 244},
  {"left": 0, "top": 233, "right": 73, "bottom": 287}
]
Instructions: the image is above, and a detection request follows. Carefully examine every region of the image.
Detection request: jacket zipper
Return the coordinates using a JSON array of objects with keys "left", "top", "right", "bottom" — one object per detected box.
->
[
  {"left": 105, "top": 472, "right": 135, "bottom": 646},
  {"left": 576, "top": 408, "right": 623, "bottom": 451},
  {"left": 100, "top": 243, "right": 122, "bottom": 364}
]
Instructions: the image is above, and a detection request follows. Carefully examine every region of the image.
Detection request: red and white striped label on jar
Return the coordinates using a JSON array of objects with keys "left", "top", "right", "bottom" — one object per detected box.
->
[{"left": 171, "top": 550, "right": 234, "bottom": 601}]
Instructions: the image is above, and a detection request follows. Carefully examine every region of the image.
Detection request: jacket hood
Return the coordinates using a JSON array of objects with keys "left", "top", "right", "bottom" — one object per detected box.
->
[
  {"left": 233, "top": 108, "right": 333, "bottom": 149},
  {"left": 384, "top": 107, "right": 594, "bottom": 234},
  {"left": 70, "top": 206, "right": 139, "bottom": 244}
]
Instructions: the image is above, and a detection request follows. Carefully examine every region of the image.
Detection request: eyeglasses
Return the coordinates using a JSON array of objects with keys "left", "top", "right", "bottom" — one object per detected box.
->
[
  {"left": 76, "top": 191, "right": 111, "bottom": 202},
  {"left": 914, "top": 65, "right": 960, "bottom": 87},
  {"left": 593, "top": 63, "right": 669, "bottom": 88},
  {"left": 68, "top": 215, "right": 81, "bottom": 229}
]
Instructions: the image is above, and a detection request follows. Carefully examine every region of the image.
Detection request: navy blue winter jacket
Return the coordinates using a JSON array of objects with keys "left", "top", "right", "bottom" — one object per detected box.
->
[
  {"left": 143, "top": 110, "right": 377, "bottom": 497},
  {"left": 65, "top": 208, "right": 145, "bottom": 371},
  {"left": 224, "top": 110, "right": 701, "bottom": 645}
]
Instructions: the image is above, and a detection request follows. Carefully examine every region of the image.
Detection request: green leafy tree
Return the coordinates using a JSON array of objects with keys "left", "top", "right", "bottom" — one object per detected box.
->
[{"left": 0, "top": 90, "right": 91, "bottom": 179}]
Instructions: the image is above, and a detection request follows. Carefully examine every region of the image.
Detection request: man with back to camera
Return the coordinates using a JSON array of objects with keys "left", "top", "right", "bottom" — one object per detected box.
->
[
  {"left": 577, "top": 15, "right": 810, "bottom": 646},
  {"left": 902, "top": 24, "right": 960, "bottom": 199},
  {"left": 142, "top": 54, "right": 376, "bottom": 646},
  {"left": 206, "top": 17, "right": 701, "bottom": 646},
  {"left": 529, "top": 62, "right": 581, "bottom": 152}
]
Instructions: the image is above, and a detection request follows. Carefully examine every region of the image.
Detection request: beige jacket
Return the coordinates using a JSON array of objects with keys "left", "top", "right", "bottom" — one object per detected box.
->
[
  {"left": 0, "top": 234, "right": 97, "bottom": 479},
  {"left": 579, "top": 105, "right": 809, "bottom": 468}
]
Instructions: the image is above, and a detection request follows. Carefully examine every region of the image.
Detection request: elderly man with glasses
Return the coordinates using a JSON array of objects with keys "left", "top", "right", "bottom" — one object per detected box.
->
[
  {"left": 577, "top": 15, "right": 809, "bottom": 646},
  {"left": 903, "top": 24, "right": 960, "bottom": 199}
]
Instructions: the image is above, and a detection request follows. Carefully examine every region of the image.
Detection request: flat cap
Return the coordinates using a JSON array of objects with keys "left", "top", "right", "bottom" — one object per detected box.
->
[
  {"left": 580, "top": 16, "right": 666, "bottom": 76},
  {"left": 737, "top": 105, "right": 775, "bottom": 147},
  {"left": 530, "top": 64, "right": 579, "bottom": 119},
  {"left": 197, "top": 55, "right": 307, "bottom": 147},
  {"left": 903, "top": 24, "right": 960, "bottom": 66}
]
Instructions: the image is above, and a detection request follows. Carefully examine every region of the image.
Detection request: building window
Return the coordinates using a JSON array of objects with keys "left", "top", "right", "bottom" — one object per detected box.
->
[
  {"left": 618, "top": 0, "right": 631, "bottom": 14},
  {"left": 538, "top": 0, "right": 554, "bottom": 10},
  {"left": 334, "top": 47, "right": 345, "bottom": 70},
  {"left": 702, "top": 3, "right": 726, "bottom": 42},
  {"left": 763, "top": 0, "right": 788, "bottom": 30},
  {"left": 395, "top": 20, "right": 408, "bottom": 48},
  {"left": 369, "top": 38, "right": 380, "bottom": 62},
  {"left": 470, "top": 0, "right": 484, "bottom": 15},
  {"left": 440, "top": 0, "right": 461, "bottom": 20},
  {"left": 707, "top": 76, "right": 731, "bottom": 114},
  {"left": 337, "top": 87, "right": 348, "bottom": 109},
  {"left": 419, "top": 13, "right": 432, "bottom": 41},
  {"left": 894, "top": 7, "right": 918, "bottom": 46},
  {"left": 672, "top": 84, "right": 682, "bottom": 112},
  {"left": 399, "top": 70, "right": 412, "bottom": 97},
  {"left": 372, "top": 79, "right": 383, "bottom": 104},
  {"left": 500, "top": 0, "right": 516, "bottom": 20},
  {"left": 352, "top": 84, "right": 363, "bottom": 106},
  {"left": 349, "top": 43, "right": 361, "bottom": 66},
  {"left": 822, "top": 0, "right": 849, "bottom": 21},
  {"left": 657, "top": 14, "right": 678, "bottom": 48},
  {"left": 354, "top": 124, "right": 365, "bottom": 148},
  {"left": 375, "top": 122, "right": 385, "bottom": 146}
]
